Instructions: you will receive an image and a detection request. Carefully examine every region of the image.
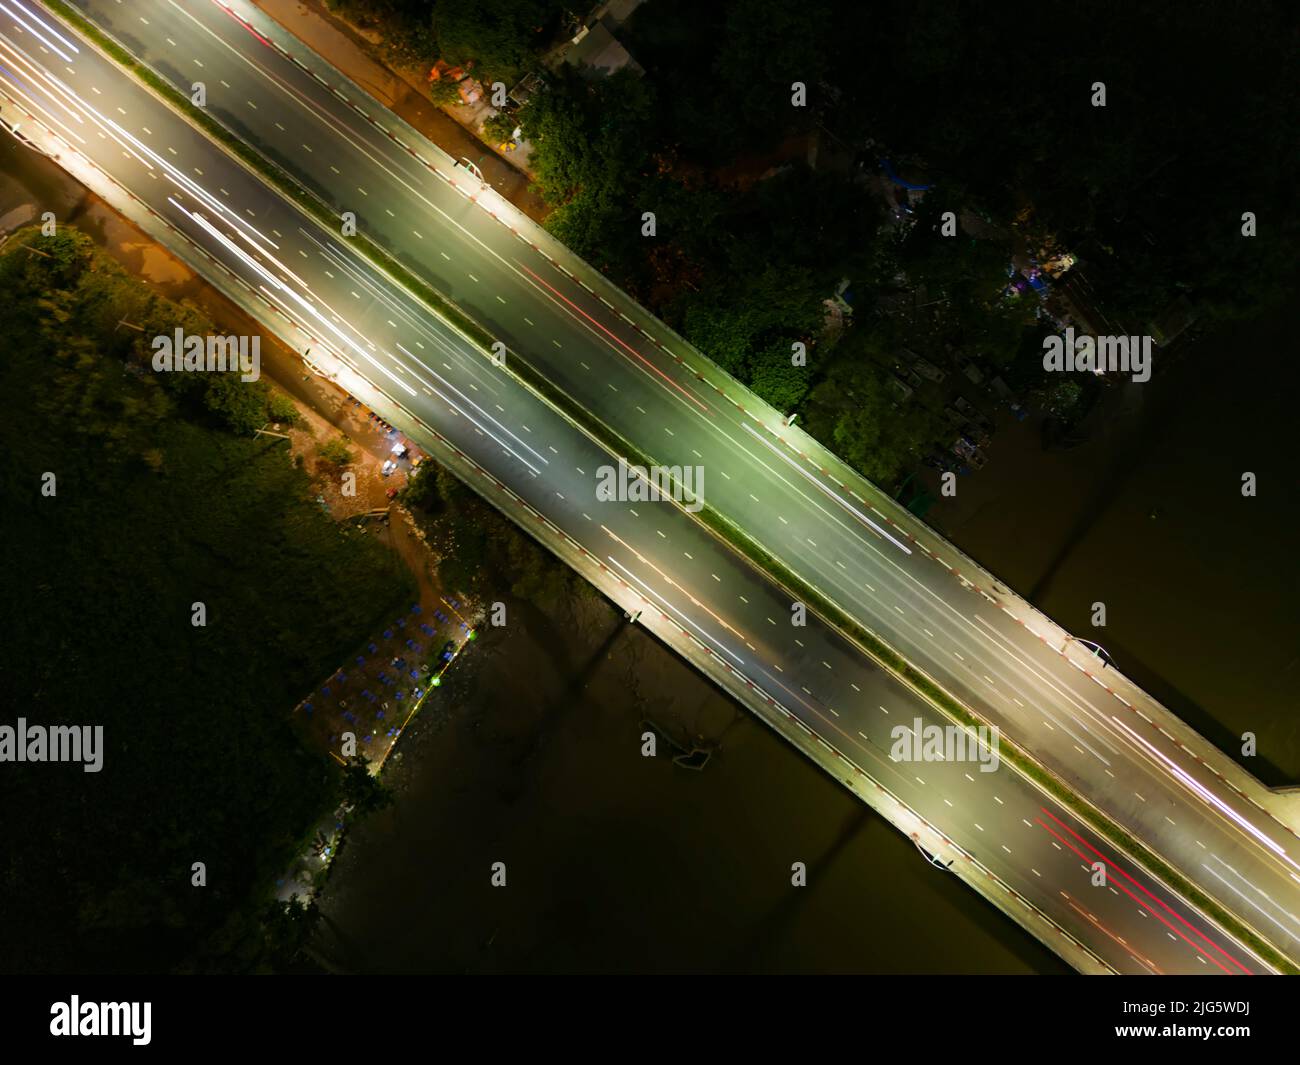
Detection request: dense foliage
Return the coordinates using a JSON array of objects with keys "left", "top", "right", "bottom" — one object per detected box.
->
[
  {"left": 510, "top": 0, "right": 1296, "bottom": 482},
  {"left": 0, "top": 229, "right": 413, "bottom": 972},
  {"left": 326, "top": 0, "right": 568, "bottom": 81}
]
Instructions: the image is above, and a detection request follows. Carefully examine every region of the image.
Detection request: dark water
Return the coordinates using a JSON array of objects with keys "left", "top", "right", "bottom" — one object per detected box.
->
[
  {"left": 314, "top": 597, "right": 1067, "bottom": 973},
  {"left": 936, "top": 305, "right": 1300, "bottom": 784},
  {"left": 14, "top": 130, "right": 1274, "bottom": 972},
  {"left": 314, "top": 311, "right": 1300, "bottom": 973},
  {"left": 3, "top": 133, "right": 1065, "bottom": 974}
]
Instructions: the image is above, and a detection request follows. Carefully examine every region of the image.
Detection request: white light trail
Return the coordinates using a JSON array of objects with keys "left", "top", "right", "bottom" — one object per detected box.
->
[
  {"left": 1110, "top": 714, "right": 1298, "bottom": 871},
  {"left": 741, "top": 422, "right": 912, "bottom": 555},
  {"left": 607, "top": 555, "right": 744, "bottom": 666}
]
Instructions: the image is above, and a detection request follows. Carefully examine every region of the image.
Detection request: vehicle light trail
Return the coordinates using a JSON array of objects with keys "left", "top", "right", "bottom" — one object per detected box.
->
[{"left": 741, "top": 422, "right": 912, "bottom": 556}]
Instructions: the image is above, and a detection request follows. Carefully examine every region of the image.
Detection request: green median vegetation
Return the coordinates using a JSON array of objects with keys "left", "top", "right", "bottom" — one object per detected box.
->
[
  {"left": 44, "top": 0, "right": 494, "bottom": 351},
  {"left": 43, "top": 2, "right": 1295, "bottom": 974}
]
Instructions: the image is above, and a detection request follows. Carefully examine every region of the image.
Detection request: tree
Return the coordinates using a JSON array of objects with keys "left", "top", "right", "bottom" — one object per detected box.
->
[
  {"left": 204, "top": 373, "right": 271, "bottom": 435},
  {"left": 750, "top": 166, "right": 883, "bottom": 283},
  {"left": 748, "top": 346, "right": 810, "bottom": 412},
  {"left": 266, "top": 392, "right": 299, "bottom": 426},
  {"left": 482, "top": 110, "right": 516, "bottom": 144},
  {"left": 340, "top": 756, "right": 395, "bottom": 815},
  {"left": 438, "top": 522, "right": 489, "bottom": 597},
  {"left": 326, "top": 0, "right": 436, "bottom": 67},
  {"left": 433, "top": 0, "right": 565, "bottom": 84},
  {"left": 517, "top": 67, "right": 658, "bottom": 287},
  {"left": 261, "top": 896, "right": 322, "bottom": 967},
  {"left": 679, "top": 259, "right": 822, "bottom": 382},
  {"left": 399, "top": 463, "right": 445, "bottom": 513},
  {"left": 520, "top": 67, "right": 654, "bottom": 206},
  {"left": 319, "top": 436, "right": 354, "bottom": 466},
  {"left": 801, "top": 345, "right": 951, "bottom": 488},
  {"left": 1045, "top": 378, "right": 1083, "bottom": 418},
  {"left": 427, "top": 76, "right": 461, "bottom": 107},
  {"left": 23, "top": 228, "right": 93, "bottom": 287},
  {"left": 710, "top": 0, "right": 831, "bottom": 155},
  {"left": 845, "top": 0, "right": 1298, "bottom": 325}
]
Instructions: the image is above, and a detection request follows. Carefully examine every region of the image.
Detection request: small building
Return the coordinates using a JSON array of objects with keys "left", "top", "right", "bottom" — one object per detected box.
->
[
  {"left": 507, "top": 71, "right": 545, "bottom": 109},
  {"left": 561, "top": 21, "right": 642, "bottom": 78},
  {"left": 548, "top": 3, "right": 645, "bottom": 80}
]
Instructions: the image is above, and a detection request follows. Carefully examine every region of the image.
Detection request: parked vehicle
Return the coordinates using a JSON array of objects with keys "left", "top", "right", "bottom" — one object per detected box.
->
[
  {"left": 924, "top": 452, "right": 970, "bottom": 476},
  {"left": 912, "top": 356, "right": 946, "bottom": 382},
  {"left": 957, "top": 356, "right": 984, "bottom": 385},
  {"left": 892, "top": 363, "right": 923, "bottom": 389},
  {"left": 952, "top": 437, "right": 987, "bottom": 468}
]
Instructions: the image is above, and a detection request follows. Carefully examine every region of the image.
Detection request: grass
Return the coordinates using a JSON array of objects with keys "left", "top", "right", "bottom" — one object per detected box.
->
[
  {"left": 0, "top": 226, "right": 413, "bottom": 971},
  {"left": 43, "top": 0, "right": 1295, "bottom": 976}
]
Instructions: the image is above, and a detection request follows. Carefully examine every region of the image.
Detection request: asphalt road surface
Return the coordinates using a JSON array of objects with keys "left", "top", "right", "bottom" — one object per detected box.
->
[{"left": 2, "top": 0, "right": 1292, "bottom": 971}]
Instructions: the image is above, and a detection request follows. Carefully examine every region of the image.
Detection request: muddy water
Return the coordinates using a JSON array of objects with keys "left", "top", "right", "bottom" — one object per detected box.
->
[
  {"left": 935, "top": 307, "right": 1300, "bottom": 784},
  {"left": 315, "top": 597, "right": 1065, "bottom": 973},
  {"left": 0, "top": 132, "right": 1063, "bottom": 972},
  {"left": 322, "top": 307, "right": 1300, "bottom": 973}
]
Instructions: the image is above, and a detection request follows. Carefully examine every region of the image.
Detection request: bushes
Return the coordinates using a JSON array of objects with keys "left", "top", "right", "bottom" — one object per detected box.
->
[
  {"left": 481, "top": 109, "right": 516, "bottom": 144},
  {"left": 0, "top": 226, "right": 414, "bottom": 971},
  {"left": 204, "top": 373, "right": 273, "bottom": 435},
  {"left": 267, "top": 391, "right": 300, "bottom": 426},
  {"left": 319, "top": 436, "right": 355, "bottom": 467}
]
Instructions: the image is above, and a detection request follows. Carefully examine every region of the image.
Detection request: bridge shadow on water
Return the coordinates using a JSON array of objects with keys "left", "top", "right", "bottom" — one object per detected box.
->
[
  {"left": 1027, "top": 382, "right": 1172, "bottom": 608},
  {"left": 721, "top": 798, "right": 1073, "bottom": 974},
  {"left": 493, "top": 603, "right": 627, "bottom": 807},
  {"left": 1024, "top": 352, "right": 1298, "bottom": 789},
  {"left": 1089, "top": 631, "right": 1294, "bottom": 789}
]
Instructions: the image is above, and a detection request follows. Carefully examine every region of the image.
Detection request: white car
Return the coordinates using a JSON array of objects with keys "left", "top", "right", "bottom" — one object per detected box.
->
[{"left": 381, "top": 460, "right": 396, "bottom": 477}]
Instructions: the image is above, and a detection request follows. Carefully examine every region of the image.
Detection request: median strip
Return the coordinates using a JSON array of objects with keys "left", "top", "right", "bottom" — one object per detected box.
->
[{"left": 43, "top": 0, "right": 1295, "bottom": 976}]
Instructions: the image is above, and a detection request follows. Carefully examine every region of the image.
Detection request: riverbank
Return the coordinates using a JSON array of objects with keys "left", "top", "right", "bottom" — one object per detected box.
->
[
  {"left": 921, "top": 308, "right": 1300, "bottom": 784},
  {"left": 314, "top": 587, "right": 1066, "bottom": 973}
]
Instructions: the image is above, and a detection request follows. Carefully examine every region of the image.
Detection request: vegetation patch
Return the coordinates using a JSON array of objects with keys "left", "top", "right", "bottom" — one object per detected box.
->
[{"left": 0, "top": 227, "right": 412, "bottom": 972}]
